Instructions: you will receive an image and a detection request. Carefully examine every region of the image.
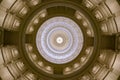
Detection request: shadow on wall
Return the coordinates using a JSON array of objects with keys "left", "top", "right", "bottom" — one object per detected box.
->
[
  {"left": 118, "top": 76, "right": 120, "bottom": 80},
  {"left": 0, "top": 0, "right": 2, "bottom": 3},
  {"left": 117, "top": 0, "right": 120, "bottom": 5}
]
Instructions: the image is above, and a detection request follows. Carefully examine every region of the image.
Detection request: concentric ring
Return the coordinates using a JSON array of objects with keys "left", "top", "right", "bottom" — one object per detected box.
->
[
  {"left": 47, "top": 27, "right": 73, "bottom": 53},
  {"left": 36, "top": 17, "right": 84, "bottom": 64}
]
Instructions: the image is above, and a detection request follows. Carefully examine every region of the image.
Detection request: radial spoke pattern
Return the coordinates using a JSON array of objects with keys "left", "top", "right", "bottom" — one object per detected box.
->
[{"left": 0, "top": 0, "right": 120, "bottom": 80}]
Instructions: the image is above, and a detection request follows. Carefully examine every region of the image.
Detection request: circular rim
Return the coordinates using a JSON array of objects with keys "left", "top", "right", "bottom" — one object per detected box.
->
[
  {"left": 36, "top": 16, "right": 84, "bottom": 64},
  {"left": 19, "top": 1, "right": 101, "bottom": 79}
]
